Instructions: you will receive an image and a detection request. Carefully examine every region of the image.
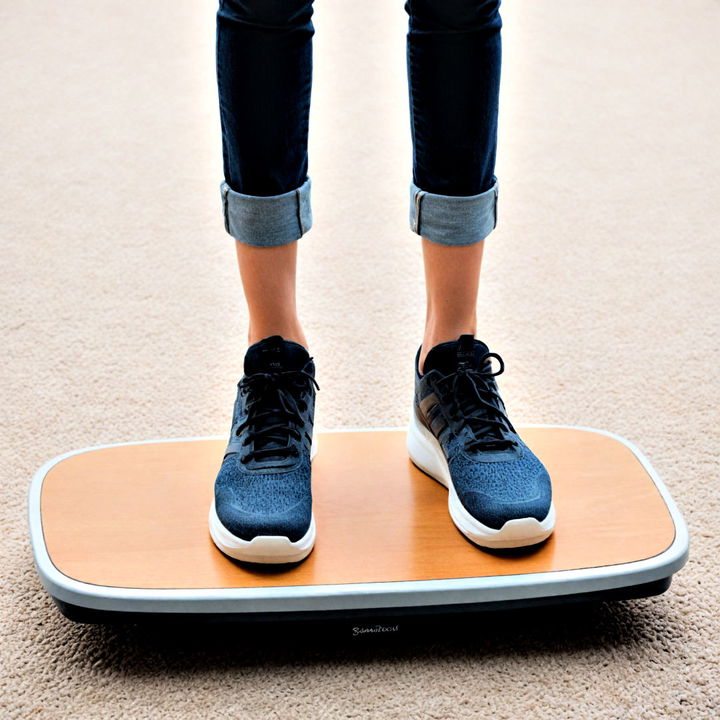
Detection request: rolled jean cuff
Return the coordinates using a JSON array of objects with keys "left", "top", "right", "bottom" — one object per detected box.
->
[
  {"left": 408, "top": 177, "right": 499, "bottom": 246},
  {"left": 220, "top": 175, "right": 313, "bottom": 247}
]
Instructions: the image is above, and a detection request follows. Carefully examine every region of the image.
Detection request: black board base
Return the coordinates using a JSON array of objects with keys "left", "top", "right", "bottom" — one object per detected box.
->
[{"left": 52, "top": 576, "right": 672, "bottom": 629}]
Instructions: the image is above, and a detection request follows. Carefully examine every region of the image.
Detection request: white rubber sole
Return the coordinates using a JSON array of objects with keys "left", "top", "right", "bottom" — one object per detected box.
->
[
  {"left": 406, "top": 407, "right": 556, "bottom": 550},
  {"left": 208, "top": 433, "right": 318, "bottom": 565}
]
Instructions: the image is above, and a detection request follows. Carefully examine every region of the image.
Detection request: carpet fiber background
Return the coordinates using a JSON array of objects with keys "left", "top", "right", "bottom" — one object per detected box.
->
[{"left": 2, "top": 1, "right": 718, "bottom": 718}]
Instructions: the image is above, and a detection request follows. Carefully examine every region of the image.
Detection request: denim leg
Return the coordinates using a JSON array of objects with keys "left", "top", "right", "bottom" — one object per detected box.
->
[
  {"left": 216, "top": 0, "right": 315, "bottom": 247},
  {"left": 405, "top": 0, "right": 502, "bottom": 246}
]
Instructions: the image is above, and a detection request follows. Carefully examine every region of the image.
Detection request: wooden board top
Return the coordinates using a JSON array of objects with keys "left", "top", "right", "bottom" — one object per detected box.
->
[{"left": 39, "top": 428, "right": 676, "bottom": 589}]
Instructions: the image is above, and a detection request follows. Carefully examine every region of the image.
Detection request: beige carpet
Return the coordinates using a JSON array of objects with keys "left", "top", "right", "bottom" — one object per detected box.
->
[{"left": 2, "top": 0, "right": 718, "bottom": 717}]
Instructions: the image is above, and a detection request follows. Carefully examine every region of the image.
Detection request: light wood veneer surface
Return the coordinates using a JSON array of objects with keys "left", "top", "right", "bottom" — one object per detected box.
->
[{"left": 40, "top": 428, "right": 676, "bottom": 589}]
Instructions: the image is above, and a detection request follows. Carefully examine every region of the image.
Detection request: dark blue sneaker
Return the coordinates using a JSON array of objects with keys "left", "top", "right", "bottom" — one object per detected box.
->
[
  {"left": 407, "top": 334, "right": 555, "bottom": 549},
  {"left": 209, "top": 335, "right": 319, "bottom": 564}
]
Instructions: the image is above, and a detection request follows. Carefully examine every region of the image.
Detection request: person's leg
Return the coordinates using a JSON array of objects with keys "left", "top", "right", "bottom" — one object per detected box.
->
[
  {"left": 211, "top": 0, "right": 319, "bottom": 565},
  {"left": 216, "top": 0, "right": 315, "bottom": 349},
  {"left": 404, "top": 1, "right": 554, "bottom": 549},
  {"left": 403, "top": 0, "right": 502, "bottom": 372}
]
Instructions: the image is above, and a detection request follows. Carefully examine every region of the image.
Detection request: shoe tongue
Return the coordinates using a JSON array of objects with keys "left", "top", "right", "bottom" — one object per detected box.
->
[
  {"left": 423, "top": 334, "right": 490, "bottom": 375},
  {"left": 424, "top": 335, "right": 511, "bottom": 450},
  {"left": 244, "top": 335, "right": 310, "bottom": 375},
  {"left": 241, "top": 336, "right": 311, "bottom": 466}
]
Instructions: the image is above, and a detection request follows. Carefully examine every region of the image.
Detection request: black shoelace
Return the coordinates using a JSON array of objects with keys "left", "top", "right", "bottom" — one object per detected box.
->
[
  {"left": 433, "top": 351, "right": 517, "bottom": 452},
  {"left": 235, "top": 367, "right": 320, "bottom": 464}
]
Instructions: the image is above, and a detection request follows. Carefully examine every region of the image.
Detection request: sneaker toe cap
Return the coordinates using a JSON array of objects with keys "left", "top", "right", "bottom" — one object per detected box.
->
[
  {"left": 215, "top": 499, "right": 312, "bottom": 543},
  {"left": 452, "top": 457, "right": 552, "bottom": 530},
  {"left": 214, "top": 456, "right": 312, "bottom": 542},
  {"left": 461, "top": 490, "right": 552, "bottom": 530}
]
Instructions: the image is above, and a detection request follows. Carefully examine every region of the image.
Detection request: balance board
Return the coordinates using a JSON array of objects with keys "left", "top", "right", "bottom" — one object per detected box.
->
[{"left": 28, "top": 425, "right": 689, "bottom": 624}]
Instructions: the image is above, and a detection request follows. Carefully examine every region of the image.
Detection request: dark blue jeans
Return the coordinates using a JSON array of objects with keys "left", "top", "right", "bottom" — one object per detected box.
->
[{"left": 216, "top": 0, "right": 502, "bottom": 247}]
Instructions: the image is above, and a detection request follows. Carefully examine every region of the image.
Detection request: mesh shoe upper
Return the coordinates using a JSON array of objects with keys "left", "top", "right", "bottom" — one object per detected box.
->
[{"left": 414, "top": 334, "right": 552, "bottom": 530}]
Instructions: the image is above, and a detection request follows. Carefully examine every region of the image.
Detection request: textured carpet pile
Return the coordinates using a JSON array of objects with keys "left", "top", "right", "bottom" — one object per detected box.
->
[{"left": 1, "top": 1, "right": 718, "bottom": 718}]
